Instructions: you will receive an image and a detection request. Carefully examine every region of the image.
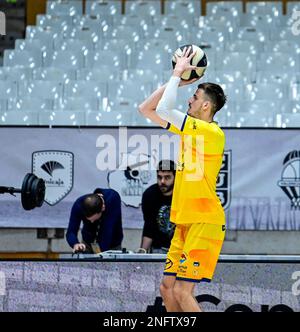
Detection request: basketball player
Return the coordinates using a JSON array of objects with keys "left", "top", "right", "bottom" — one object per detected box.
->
[{"left": 138, "top": 46, "right": 227, "bottom": 312}]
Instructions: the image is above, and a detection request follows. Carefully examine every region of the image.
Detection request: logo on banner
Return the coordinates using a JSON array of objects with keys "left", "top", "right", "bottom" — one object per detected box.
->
[
  {"left": 32, "top": 151, "right": 74, "bottom": 206},
  {"left": 278, "top": 150, "right": 300, "bottom": 209},
  {"left": 107, "top": 153, "right": 157, "bottom": 207},
  {"left": 217, "top": 150, "right": 232, "bottom": 210}
]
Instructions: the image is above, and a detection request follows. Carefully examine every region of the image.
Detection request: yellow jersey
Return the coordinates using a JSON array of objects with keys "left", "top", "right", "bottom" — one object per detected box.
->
[{"left": 167, "top": 116, "right": 225, "bottom": 225}]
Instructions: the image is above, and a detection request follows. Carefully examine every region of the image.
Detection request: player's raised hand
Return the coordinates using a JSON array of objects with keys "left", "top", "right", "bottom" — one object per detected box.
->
[{"left": 173, "top": 46, "right": 197, "bottom": 77}]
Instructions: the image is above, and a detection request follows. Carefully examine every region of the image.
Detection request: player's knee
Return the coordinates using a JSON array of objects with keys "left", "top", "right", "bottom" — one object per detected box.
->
[
  {"left": 159, "top": 281, "right": 172, "bottom": 298},
  {"left": 173, "top": 284, "right": 191, "bottom": 303}
]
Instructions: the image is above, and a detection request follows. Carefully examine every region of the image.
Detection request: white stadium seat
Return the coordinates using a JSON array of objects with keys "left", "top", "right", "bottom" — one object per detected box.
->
[
  {"left": 225, "top": 40, "right": 263, "bottom": 55},
  {"left": 133, "top": 49, "right": 169, "bottom": 71},
  {"left": 287, "top": 1, "right": 300, "bottom": 15},
  {"left": 46, "top": 0, "right": 83, "bottom": 16},
  {"left": 220, "top": 82, "right": 245, "bottom": 101},
  {"left": 85, "top": 0, "right": 122, "bottom": 16},
  {"left": 25, "top": 26, "right": 61, "bottom": 47},
  {"left": 239, "top": 13, "right": 280, "bottom": 28},
  {"left": 125, "top": 0, "right": 161, "bottom": 16},
  {"left": 188, "top": 26, "right": 229, "bottom": 46},
  {"left": 39, "top": 110, "right": 85, "bottom": 126},
  {"left": 0, "top": 111, "right": 39, "bottom": 125},
  {"left": 134, "top": 114, "right": 158, "bottom": 126},
  {"left": 280, "top": 101, "right": 300, "bottom": 114},
  {"left": 256, "top": 71, "right": 297, "bottom": 85},
  {"left": 246, "top": 1, "right": 282, "bottom": 16},
  {"left": 4, "top": 50, "right": 43, "bottom": 68},
  {"left": 15, "top": 38, "right": 53, "bottom": 52},
  {"left": 14, "top": 39, "right": 53, "bottom": 67},
  {"left": 135, "top": 38, "right": 178, "bottom": 58},
  {"left": 54, "top": 38, "right": 94, "bottom": 53},
  {"left": 77, "top": 67, "right": 121, "bottom": 82},
  {"left": 0, "top": 99, "right": 7, "bottom": 111},
  {"left": 116, "top": 14, "right": 153, "bottom": 28},
  {"left": 214, "top": 70, "right": 253, "bottom": 84},
  {"left": 206, "top": 1, "right": 243, "bottom": 17},
  {"left": 19, "top": 81, "right": 63, "bottom": 100},
  {"left": 164, "top": 0, "right": 201, "bottom": 16},
  {"left": 73, "top": 14, "right": 113, "bottom": 31},
  {"left": 244, "top": 83, "right": 287, "bottom": 101},
  {"left": 122, "top": 69, "right": 163, "bottom": 87},
  {"left": 0, "top": 81, "right": 18, "bottom": 100},
  {"left": 231, "top": 26, "right": 269, "bottom": 43},
  {"left": 290, "top": 83, "right": 300, "bottom": 101},
  {"left": 227, "top": 111, "right": 275, "bottom": 127},
  {"left": 64, "top": 81, "right": 107, "bottom": 108},
  {"left": 0, "top": 67, "right": 32, "bottom": 81},
  {"left": 143, "top": 25, "right": 187, "bottom": 43},
  {"left": 258, "top": 52, "right": 299, "bottom": 73},
  {"left": 264, "top": 40, "right": 300, "bottom": 55},
  {"left": 66, "top": 27, "right": 102, "bottom": 45},
  {"left": 107, "top": 81, "right": 151, "bottom": 105},
  {"left": 86, "top": 50, "right": 125, "bottom": 70},
  {"left": 33, "top": 68, "right": 76, "bottom": 82},
  {"left": 9, "top": 98, "right": 53, "bottom": 111},
  {"left": 86, "top": 110, "right": 133, "bottom": 126},
  {"left": 216, "top": 52, "right": 256, "bottom": 73},
  {"left": 36, "top": 14, "right": 73, "bottom": 29},
  {"left": 54, "top": 97, "right": 99, "bottom": 111},
  {"left": 48, "top": 51, "right": 85, "bottom": 70},
  {"left": 280, "top": 114, "right": 300, "bottom": 128},
  {"left": 270, "top": 27, "right": 300, "bottom": 42}
]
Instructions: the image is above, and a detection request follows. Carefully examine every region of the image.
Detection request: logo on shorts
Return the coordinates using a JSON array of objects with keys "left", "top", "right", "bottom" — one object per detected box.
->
[
  {"left": 165, "top": 258, "right": 173, "bottom": 270},
  {"left": 179, "top": 253, "right": 187, "bottom": 265},
  {"left": 222, "top": 225, "right": 226, "bottom": 231},
  {"left": 193, "top": 262, "right": 200, "bottom": 267}
]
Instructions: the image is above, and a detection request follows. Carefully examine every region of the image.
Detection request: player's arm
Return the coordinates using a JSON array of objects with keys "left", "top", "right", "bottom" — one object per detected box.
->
[
  {"left": 138, "top": 47, "right": 198, "bottom": 128},
  {"left": 138, "top": 83, "right": 169, "bottom": 128}
]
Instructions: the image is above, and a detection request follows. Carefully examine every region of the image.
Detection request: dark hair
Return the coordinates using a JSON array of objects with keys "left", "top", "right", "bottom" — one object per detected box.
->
[
  {"left": 82, "top": 194, "right": 103, "bottom": 218},
  {"left": 197, "top": 82, "right": 227, "bottom": 115},
  {"left": 157, "top": 160, "right": 176, "bottom": 176}
]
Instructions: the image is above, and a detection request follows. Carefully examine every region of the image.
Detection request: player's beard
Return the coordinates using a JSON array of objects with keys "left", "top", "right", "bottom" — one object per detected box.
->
[{"left": 159, "top": 183, "right": 174, "bottom": 195}]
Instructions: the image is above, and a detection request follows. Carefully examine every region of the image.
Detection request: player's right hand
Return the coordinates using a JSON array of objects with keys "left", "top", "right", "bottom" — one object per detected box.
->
[{"left": 73, "top": 243, "right": 86, "bottom": 253}]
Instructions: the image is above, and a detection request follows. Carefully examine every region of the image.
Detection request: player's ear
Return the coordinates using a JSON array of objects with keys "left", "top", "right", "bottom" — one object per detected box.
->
[{"left": 203, "top": 101, "right": 209, "bottom": 109}]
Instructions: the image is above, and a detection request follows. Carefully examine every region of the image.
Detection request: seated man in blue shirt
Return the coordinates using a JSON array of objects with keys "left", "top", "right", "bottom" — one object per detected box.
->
[{"left": 66, "top": 188, "right": 123, "bottom": 253}]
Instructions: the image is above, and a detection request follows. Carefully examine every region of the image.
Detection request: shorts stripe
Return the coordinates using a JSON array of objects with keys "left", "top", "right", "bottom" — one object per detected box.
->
[
  {"left": 176, "top": 276, "right": 212, "bottom": 283},
  {"left": 163, "top": 272, "right": 177, "bottom": 276}
]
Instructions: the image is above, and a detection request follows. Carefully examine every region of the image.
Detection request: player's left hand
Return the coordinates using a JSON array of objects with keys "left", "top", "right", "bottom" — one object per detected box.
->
[{"left": 173, "top": 46, "right": 197, "bottom": 76}]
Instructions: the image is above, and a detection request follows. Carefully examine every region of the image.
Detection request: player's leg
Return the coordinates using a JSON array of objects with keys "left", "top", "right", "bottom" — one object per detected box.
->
[
  {"left": 173, "top": 279, "right": 201, "bottom": 312},
  {"left": 160, "top": 224, "right": 186, "bottom": 312},
  {"left": 173, "top": 223, "right": 225, "bottom": 312},
  {"left": 159, "top": 274, "right": 182, "bottom": 312}
]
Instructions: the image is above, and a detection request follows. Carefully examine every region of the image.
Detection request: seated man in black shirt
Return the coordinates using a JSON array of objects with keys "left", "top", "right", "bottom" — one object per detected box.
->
[
  {"left": 138, "top": 160, "right": 176, "bottom": 253},
  {"left": 66, "top": 188, "right": 123, "bottom": 253}
]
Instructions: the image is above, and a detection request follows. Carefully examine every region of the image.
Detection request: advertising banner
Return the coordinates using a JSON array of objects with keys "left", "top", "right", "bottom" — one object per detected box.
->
[{"left": 0, "top": 127, "right": 299, "bottom": 230}]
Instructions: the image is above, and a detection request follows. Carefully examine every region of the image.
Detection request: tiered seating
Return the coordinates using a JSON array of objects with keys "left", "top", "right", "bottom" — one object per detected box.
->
[{"left": 0, "top": 0, "right": 299, "bottom": 127}]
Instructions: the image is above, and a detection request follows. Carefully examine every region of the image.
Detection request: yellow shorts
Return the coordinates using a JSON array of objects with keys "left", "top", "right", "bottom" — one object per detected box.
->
[{"left": 163, "top": 223, "right": 225, "bottom": 283}]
